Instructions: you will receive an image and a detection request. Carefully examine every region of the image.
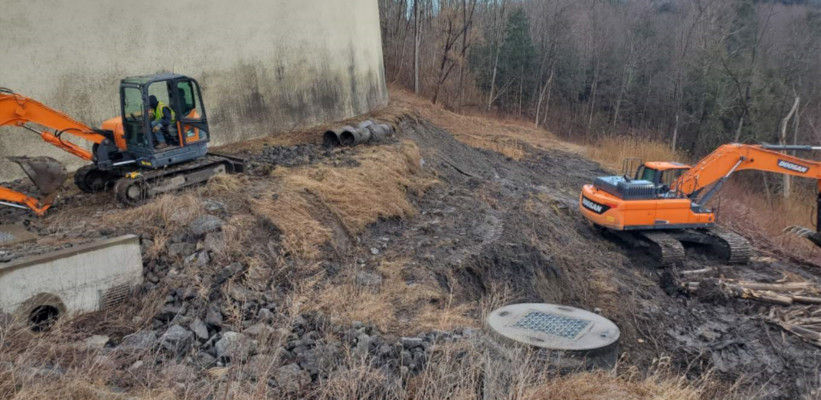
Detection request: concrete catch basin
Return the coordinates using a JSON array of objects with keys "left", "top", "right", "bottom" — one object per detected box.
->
[{"left": 0, "top": 234, "right": 143, "bottom": 327}]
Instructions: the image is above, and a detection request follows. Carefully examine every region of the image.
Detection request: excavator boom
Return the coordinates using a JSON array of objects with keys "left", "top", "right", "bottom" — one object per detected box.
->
[
  {"left": 672, "top": 143, "right": 821, "bottom": 197},
  {"left": 0, "top": 88, "right": 107, "bottom": 214}
]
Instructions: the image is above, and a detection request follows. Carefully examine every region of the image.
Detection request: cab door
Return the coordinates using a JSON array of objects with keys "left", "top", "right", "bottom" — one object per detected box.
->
[
  {"left": 120, "top": 85, "right": 152, "bottom": 153},
  {"left": 171, "top": 79, "right": 210, "bottom": 145}
]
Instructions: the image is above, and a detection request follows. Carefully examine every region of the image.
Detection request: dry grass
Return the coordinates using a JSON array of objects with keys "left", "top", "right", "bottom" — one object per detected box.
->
[
  {"left": 252, "top": 141, "right": 436, "bottom": 258},
  {"left": 586, "top": 135, "right": 686, "bottom": 171},
  {"left": 716, "top": 182, "right": 821, "bottom": 264},
  {"left": 389, "top": 85, "right": 583, "bottom": 159},
  {"left": 305, "top": 259, "right": 474, "bottom": 334}
]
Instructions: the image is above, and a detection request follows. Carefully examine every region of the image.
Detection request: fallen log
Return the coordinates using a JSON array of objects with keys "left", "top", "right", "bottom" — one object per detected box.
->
[
  {"left": 734, "top": 281, "right": 814, "bottom": 292},
  {"left": 792, "top": 296, "right": 821, "bottom": 305},
  {"left": 737, "top": 289, "right": 793, "bottom": 306}
]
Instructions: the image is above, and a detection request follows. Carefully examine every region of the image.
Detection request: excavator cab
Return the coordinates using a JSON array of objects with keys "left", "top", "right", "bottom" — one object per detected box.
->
[
  {"left": 112, "top": 73, "right": 210, "bottom": 169},
  {"left": 634, "top": 162, "right": 691, "bottom": 193}
]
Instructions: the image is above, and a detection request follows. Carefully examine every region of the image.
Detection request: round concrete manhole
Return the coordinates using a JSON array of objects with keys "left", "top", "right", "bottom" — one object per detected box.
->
[{"left": 487, "top": 303, "right": 619, "bottom": 351}]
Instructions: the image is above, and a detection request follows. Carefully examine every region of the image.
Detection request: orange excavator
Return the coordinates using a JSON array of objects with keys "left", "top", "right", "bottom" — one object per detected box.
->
[
  {"left": 580, "top": 143, "right": 821, "bottom": 265},
  {"left": 0, "top": 74, "right": 243, "bottom": 216}
]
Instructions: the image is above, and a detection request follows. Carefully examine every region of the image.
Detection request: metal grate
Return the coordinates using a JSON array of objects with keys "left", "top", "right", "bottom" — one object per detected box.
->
[
  {"left": 100, "top": 284, "right": 131, "bottom": 310},
  {"left": 510, "top": 311, "right": 590, "bottom": 339}
]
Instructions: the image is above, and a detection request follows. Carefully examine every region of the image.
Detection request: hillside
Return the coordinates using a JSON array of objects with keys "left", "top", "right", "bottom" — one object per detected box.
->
[{"left": 1, "top": 89, "right": 819, "bottom": 399}]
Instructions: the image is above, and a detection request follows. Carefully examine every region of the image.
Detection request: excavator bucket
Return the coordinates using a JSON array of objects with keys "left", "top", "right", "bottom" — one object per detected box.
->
[
  {"left": 8, "top": 156, "right": 67, "bottom": 198},
  {"left": 783, "top": 226, "right": 821, "bottom": 248}
]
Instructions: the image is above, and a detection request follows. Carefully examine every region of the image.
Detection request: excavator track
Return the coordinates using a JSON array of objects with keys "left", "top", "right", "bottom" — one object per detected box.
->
[
  {"left": 114, "top": 154, "right": 244, "bottom": 206},
  {"left": 640, "top": 231, "right": 686, "bottom": 267},
  {"left": 704, "top": 228, "right": 752, "bottom": 264}
]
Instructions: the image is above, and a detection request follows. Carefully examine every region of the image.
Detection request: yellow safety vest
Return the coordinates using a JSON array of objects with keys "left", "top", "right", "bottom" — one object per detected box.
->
[{"left": 153, "top": 101, "right": 176, "bottom": 122}]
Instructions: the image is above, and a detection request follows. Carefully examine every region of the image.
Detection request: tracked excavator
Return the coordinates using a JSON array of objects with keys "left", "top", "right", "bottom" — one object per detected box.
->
[
  {"left": 580, "top": 143, "right": 821, "bottom": 266},
  {"left": 0, "top": 73, "right": 243, "bottom": 216}
]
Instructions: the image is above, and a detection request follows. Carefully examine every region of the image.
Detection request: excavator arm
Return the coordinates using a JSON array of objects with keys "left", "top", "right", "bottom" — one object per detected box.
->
[
  {"left": 0, "top": 88, "right": 107, "bottom": 160},
  {"left": 672, "top": 143, "right": 821, "bottom": 197},
  {"left": 0, "top": 88, "right": 107, "bottom": 215},
  {"left": 672, "top": 143, "right": 821, "bottom": 246}
]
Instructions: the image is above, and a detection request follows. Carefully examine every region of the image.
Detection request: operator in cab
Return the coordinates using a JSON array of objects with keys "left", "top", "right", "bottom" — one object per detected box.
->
[{"left": 148, "top": 95, "right": 175, "bottom": 149}]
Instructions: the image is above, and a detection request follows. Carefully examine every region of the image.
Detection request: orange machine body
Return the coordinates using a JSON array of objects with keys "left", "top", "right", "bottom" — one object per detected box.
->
[
  {"left": 580, "top": 143, "right": 821, "bottom": 231},
  {"left": 101, "top": 116, "right": 127, "bottom": 150},
  {"left": 580, "top": 184, "right": 715, "bottom": 230}
]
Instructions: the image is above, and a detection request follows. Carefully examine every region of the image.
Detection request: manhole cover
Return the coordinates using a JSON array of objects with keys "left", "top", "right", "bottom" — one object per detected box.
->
[{"left": 487, "top": 303, "right": 619, "bottom": 351}]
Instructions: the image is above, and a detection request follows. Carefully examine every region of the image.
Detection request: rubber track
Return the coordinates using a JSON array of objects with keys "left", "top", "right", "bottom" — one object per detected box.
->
[
  {"left": 113, "top": 155, "right": 243, "bottom": 205},
  {"left": 641, "top": 231, "right": 685, "bottom": 267}
]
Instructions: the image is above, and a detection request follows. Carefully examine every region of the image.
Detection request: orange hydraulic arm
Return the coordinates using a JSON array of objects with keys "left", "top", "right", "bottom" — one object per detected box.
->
[
  {"left": 0, "top": 88, "right": 107, "bottom": 161},
  {"left": 672, "top": 143, "right": 821, "bottom": 199},
  {"left": 0, "top": 88, "right": 108, "bottom": 216}
]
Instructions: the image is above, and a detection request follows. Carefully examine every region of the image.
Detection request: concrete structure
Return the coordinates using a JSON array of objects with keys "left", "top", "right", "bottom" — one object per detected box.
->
[
  {"left": 0, "top": 0, "right": 388, "bottom": 180},
  {"left": 0, "top": 235, "right": 143, "bottom": 324}
]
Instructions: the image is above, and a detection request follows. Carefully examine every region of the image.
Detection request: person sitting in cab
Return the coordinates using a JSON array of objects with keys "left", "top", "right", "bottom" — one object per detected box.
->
[{"left": 148, "top": 95, "right": 176, "bottom": 149}]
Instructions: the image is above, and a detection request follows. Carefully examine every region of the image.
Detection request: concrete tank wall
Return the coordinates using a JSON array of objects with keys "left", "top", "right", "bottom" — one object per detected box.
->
[{"left": 0, "top": 0, "right": 388, "bottom": 180}]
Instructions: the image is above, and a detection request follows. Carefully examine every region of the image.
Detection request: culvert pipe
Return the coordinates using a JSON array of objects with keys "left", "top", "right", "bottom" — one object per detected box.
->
[
  {"left": 366, "top": 123, "right": 394, "bottom": 143},
  {"left": 323, "top": 129, "right": 342, "bottom": 148},
  {"left": 339, "top": 125, "right": 371, "bottom": 146}
]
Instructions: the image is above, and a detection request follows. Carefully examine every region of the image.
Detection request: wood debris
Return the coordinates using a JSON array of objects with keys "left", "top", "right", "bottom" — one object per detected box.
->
[{"left": 684, "top": 276, "right": 821, "bottom": 347}]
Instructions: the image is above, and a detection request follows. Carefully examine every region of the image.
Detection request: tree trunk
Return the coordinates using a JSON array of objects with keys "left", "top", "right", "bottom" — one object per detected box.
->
[
  {"left": 671, "top": 113, "right": 679, "bottom": 151},
  {"left": 587, "top": 59, "right": 600, "bottom": 135},
  {"left": 734, "top": 115, "right": 744, "bottom": 142},
  {"left": 779, "top": 96, "right": 800, "bottom": 199},
  {"left": 413, "top": 0, "right": 421, "bottom": 95}
]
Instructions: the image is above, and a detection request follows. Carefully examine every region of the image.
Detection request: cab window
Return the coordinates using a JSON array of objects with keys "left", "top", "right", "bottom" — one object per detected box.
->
[
  {"left": 638, "top": 167, "right": 658, "bottom": 183},
  {"left": 122, "top": 87, "right": 149, "bottom": 148}
]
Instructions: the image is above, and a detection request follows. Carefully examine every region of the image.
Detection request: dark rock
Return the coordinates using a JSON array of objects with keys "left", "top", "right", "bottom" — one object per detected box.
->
[
  {"left": 258, "top": 308, "right": 275, "bottom": 322},
  {"left": 189, "top": 215, "right": 224, "bottom": 236},
  {"left": 167, "top": 242, "right": 196, "bottom": 258},
  {"left": 159, "top": 325, "right": 194, "bottom": 355},
  {"left": 194, "top": 351, "right": 217, "bottom": 369},
  {"left": 205, "top": 306, "right": 223, "bottom": 327},
  {"left": 400, "top": 337, "right": 424, "bottom": 349},
  {"left": 184, "top": 251, "right": 210, "bottom": 268},
  {"left": 274, "top": 363, "right": 310, "bottom": 394},
  {"left": 215, "top": 331, "right": 255, "bottom": 360},
  {"left": 190, "top": 318, "right": 209, "bottom": 341},
  {"left": 155, "top": 305, "right": 182, "bottom": 323}
]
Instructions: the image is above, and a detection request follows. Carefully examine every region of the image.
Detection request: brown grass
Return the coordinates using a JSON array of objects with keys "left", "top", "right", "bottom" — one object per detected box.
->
[
  {"left": 252, "top": 141, "right": 436, "bottom": 258},
  {"left": 305, "top": 259, "right": 474, "bottom": 334},
  {"left": 586, "top": 135, "right": 686, "bottom": 171},
  {"left": 389, "top": 85, "right": 583, "bottom": 159}
]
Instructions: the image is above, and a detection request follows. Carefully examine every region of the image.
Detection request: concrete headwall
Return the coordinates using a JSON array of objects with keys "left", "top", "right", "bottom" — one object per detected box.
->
[
  {"left": 0, "top": 235, "right": 143, "bottom": 319},
  {"left": 0, "top": 0, "right": 387, "bottom": 180}
]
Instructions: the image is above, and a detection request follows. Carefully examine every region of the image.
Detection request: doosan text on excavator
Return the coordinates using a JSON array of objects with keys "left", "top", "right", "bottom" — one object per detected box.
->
[
  {"left": 580, "top": 143, "right": 821, "bottom": 265},
  {"left": 0, "top": 73, "right": 243, "bottom": 216}
]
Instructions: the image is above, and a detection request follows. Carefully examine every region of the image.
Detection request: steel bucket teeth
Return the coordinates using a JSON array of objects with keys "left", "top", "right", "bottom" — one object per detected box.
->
[
  {"left": 784, "top": 225, "right": 821, "bottom": 247},
  {"left": 8, "top": 156, "right": 67, "bottom": 196}
]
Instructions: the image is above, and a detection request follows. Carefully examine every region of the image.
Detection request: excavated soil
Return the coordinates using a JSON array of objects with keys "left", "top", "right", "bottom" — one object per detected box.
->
[{"left": 1, "top": 115, "right": 819, "bottom": 398}]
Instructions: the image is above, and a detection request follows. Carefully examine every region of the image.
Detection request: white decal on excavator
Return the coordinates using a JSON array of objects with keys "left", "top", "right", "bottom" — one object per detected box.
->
[
  {"left": 582, "top": 197, "right": 608, "bottom": 214},
  {"left": 778, "top": 160, "right": 809, "bottom": 174}
]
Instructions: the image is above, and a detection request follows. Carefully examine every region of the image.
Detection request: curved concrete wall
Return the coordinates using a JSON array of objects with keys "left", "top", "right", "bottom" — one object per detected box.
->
[{"left": 0, "top": 0, "right": 387, "bottom": 180}]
